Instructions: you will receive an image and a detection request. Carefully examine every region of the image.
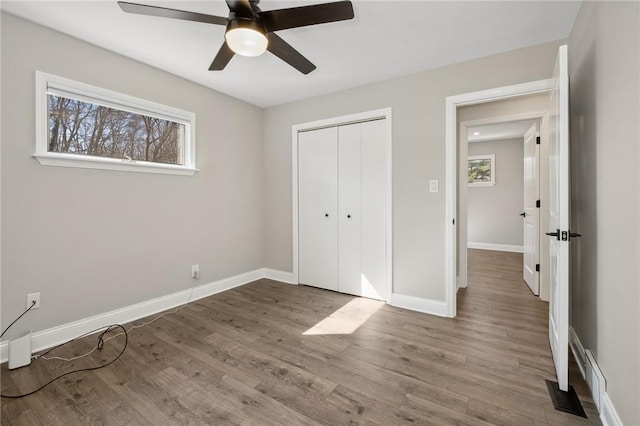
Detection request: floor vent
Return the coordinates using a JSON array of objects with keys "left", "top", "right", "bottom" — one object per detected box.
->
[{"left": 545, "top": 379, "right": 587, "bottom": 418}]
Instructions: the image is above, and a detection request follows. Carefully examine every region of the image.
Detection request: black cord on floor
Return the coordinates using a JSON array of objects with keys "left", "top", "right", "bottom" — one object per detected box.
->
[
  {"left": 0, "top": 301, "right": 37, "bottom": 340},
  {"left": 1, "top": 324, "right": 128, "bottom": 399}
]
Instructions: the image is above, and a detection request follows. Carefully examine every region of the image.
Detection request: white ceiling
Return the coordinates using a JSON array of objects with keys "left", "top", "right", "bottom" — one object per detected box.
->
[
  {"left": 1, "top": 1, "right": 581, "bottom": 108},
  {"left": 468, "top": 120, "right": 538, "bottom": 142}
]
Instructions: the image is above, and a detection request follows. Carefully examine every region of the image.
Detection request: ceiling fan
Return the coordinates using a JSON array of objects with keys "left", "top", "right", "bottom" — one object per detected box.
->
[{"left": 118, "top": 0, "right": 355, "bottom": 74}]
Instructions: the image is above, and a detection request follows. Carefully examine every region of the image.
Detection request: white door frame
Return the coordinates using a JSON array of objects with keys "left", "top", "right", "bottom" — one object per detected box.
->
[
  {"left": 291, "top": 108, "right": 393, "bottom": 302},
  {"left": 458, "top": 112, "right": 548, "bottom": 291},
  {"left": 445, "top": 80, "right": 553, "bottom": 317}
]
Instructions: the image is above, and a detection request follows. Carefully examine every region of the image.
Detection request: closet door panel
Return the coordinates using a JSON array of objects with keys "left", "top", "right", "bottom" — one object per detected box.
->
[
  {"left": 338, "top": 124, "right": 362, "bottom": 297},
  {"left": 360, "top": 119, "right": 387, "bottom": 300},
  {"left": 298, "top": 130, "right": 318, "bottom": 287},
  {"left": 298, "top": 127, "right": 338, "bottom": 291}
]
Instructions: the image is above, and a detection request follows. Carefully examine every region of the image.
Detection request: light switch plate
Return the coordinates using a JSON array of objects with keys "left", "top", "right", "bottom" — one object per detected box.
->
[{"left": 429, "top": 180, "right": 439, "bottom": 193}]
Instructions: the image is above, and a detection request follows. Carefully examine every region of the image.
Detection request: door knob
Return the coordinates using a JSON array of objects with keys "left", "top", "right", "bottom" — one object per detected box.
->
[
  {"left": 324, "top": 213, "right": 329, "bottom": 217},
  {"left": 546, "top": 229, "right": 560, "bottom": 240},
  {"left": 520, "top": 212, "right": 526, "bottom": 217},
  {"left": 347, "top": 214, "right": 351, "bottom": 218}
]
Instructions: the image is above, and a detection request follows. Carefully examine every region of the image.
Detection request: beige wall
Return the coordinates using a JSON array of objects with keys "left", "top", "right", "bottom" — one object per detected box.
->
[
  {"left": 457, "top": 93, "right": 548, "bottom": 122},
  {"left": 568, "top": 1, "right": 640, "bottom": 424},
  {"left": 263, "top": 41, "right": 563, "bottom": 301},
  {"left": 467, "top": 138, "right": 524, "bottom": 247},
  {"left": 0, "top": 13, "right": 265, "bottom": 338}
]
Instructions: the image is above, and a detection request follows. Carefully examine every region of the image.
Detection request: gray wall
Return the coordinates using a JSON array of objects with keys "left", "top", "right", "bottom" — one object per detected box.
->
[
  {"left": 568, "top": 1, "right": 640, "bottom": 424},
  {"left": 263, "top": 41, "right": 563, "bottom": 301},
  {"left": 1, "top": 13, "right": 265, "bottom": 338},
  {"left": 467, "top": 138, "right": 524, "bottom": 247}
]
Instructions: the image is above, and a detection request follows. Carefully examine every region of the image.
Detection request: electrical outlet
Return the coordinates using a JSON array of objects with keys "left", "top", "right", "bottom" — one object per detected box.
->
[
  {"left": 191, "top": 264, "right": 200, "bottom": 280},
  {"left": 26, "top": 293, "right": 40, "bottom": 310}
]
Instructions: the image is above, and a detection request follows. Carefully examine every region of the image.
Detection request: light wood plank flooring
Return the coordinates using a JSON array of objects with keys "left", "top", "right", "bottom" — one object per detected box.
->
[{"left": 2, "top": 249, "right": 599, "bottom": 425}]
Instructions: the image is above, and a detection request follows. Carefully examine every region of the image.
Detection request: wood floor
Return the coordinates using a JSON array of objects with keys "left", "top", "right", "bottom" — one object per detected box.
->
[{"left": 2, "top": 249, "right": 599, "bottom": 425}]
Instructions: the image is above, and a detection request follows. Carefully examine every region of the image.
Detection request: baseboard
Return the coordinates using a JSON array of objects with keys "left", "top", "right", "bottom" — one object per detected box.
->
[
  {"left": 0, "top": 268, "right": 271, "bottom": 363},
  {"left": 390, "top": 293, "right": 448, "bottom": 317},
  {"left": 262, "top": 268, "right": 296, "bottom": 284},
  {"left": 190, "top": 269, "right": 264, "bottom": 302},
  {"left": 600, "top": 392, "right": 624, "bottom": 426},
  {"left": 568, "top": 326, "right": 623, "bottom": 426},
  {"left": 467, "top": 242, "right": 524, "bottom": 253}
]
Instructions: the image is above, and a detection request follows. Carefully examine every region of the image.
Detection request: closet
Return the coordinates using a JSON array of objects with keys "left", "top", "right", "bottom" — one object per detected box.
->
[{"left": 297, "top": 118, "right": 388, "bottom": 300}]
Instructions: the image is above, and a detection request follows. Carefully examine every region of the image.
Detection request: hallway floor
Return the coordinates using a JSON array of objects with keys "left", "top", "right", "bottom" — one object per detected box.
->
[{"left": 459, "top": 248, "right": 600, "bottom": 425}]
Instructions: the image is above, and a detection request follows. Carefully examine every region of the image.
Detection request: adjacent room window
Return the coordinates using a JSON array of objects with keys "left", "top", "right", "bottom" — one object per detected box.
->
[
  {"left": 468, "top": 154, "right": 495, "bottom": 186},
  {"left": 35, "top": 71, "right": 197, "bottom": 175}
]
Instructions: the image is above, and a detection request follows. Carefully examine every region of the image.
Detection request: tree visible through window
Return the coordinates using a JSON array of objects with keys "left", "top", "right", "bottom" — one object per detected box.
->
[
  {"left": 468, "top": 154, "right": 495, "bottom": 186},
  {"left": 48, "top": 95, "right": 184, "bottom": 165}
]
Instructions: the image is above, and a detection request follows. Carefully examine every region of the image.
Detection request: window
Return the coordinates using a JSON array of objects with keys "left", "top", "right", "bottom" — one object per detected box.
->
[
  {"left": 35, "top": 71, "right": 197, "bottom": 175},
  {"left": 468, "top": 154, "right": 495, "bottom": 186}
]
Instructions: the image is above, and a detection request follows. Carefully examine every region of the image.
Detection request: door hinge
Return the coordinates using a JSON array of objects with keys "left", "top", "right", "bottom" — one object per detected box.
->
[
  {"left": 536, "top": 200, "right": 540, "bottom": 208},
  {"left": 536, "top": 136, "right": 541, "bottom": 145},
  {"left": 535, "top": 264, "right": 540, "bottom": 272}
]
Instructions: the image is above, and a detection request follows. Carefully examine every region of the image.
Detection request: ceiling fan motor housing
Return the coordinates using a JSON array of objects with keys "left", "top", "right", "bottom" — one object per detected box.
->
[{"left": 225, "top": 18, "right": 268, "bottom": 57}]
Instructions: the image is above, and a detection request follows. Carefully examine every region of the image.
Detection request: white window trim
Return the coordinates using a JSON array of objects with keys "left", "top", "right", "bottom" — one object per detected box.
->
[
  {"left": 34, "top": 71, "right": 198, "bottom": 176},
  {"left": 467, "top": 154, "right": 495, "bottom": 187}
]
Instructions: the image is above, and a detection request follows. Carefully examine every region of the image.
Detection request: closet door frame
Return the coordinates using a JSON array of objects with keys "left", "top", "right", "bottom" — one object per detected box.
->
[{"left": 292, "top": 108, "right": 393, "bottom": 302}]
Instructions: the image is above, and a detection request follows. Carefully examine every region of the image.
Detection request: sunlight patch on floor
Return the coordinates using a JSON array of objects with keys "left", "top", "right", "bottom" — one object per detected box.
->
[{"left": 302, "top": 297, "right": 384, "bottom": 336}]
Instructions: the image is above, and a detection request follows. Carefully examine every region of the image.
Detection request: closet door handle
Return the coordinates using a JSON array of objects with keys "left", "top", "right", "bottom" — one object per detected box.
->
[
  {"left": 324, "top": 213, "right": 329, "bottom": 218},
  {"left": 347, "top": 214, "right": 351, "bottom": 219}
]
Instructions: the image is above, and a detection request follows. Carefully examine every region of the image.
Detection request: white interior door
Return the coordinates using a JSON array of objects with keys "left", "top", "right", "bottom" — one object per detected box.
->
[
  {"left": 523, "top": 123, "right": 540, "bottom": 295},
  {"left": 337, "top": 120, "right": 387, "bottom": 300},
  {"left": 338, "top": 124, "right": 363, "bottom": 297},
  {"left": 548, "top": 45, "right": 570, "bottom": 391},
  {"left": 298, "top": 127, "right": 338, "bottom": 291},
  {"left": 359, "top": 120, "right": 387, "bottom": 300}
]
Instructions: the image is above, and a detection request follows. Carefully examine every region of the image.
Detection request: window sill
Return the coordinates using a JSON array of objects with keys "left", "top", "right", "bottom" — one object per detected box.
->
[
  {"left": 33, "top": 153, "right": 198, "bottom": 176},
  {"left": 468, "top": 182, "right": 496, "bottom": 187}
]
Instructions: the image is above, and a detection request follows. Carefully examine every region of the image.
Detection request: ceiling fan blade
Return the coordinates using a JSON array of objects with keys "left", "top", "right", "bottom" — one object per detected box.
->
[
  {"left": 209, "top": 42, "right": 235, "bottom": 71},
  {"left": 266, "top": 33, "right": 316, "bottom": 75},
  {"left": 118, "top": 2, "right": 228, "bottom": 26},
  {"left": 260, "top": 1, "right": 354, "bottom": 32}
]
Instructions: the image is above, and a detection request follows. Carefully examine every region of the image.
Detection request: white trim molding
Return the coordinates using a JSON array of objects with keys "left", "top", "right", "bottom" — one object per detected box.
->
[
  {"left": 445, "top": 78, "right": 553, "bottom": 317},
  {"left": 569, "top": 326, "right": 623, "bottom": 426},
  {"left": 0, "top": 268, "right": 293, "bottom": 363},
  {"left": 600, "top": 393, "right": 624, "bottom": 426},
  {"left": 33, "top": 152, "right": 198, "bottom": 176},
  {"left": 291, "top": 108, "right": 393, "bottom": 302},
  {"left": 263, "top": 268, "right": 296, "bottom": 284},
  {"left": 467, "top": 242, "right": 524, "bottom": 253},
  {"left": 390, "top": 293, "right": 448, "bottom": 317}
]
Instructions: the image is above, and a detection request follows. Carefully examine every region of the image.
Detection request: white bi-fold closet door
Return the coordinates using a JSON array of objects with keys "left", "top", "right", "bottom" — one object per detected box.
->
[{"left": 298, "top": 119, "right": 387, "bottom": 300}]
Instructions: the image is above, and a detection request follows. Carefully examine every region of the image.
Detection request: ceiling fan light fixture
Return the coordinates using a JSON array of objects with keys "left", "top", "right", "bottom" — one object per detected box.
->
[{"left": 225, "top": 20, "right": 268, "bottom": 57}]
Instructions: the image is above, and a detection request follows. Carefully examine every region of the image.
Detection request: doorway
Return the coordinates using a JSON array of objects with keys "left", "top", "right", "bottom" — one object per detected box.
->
[
  {"left": 444, "top": 79, "right": 554, "bottom": 317},
  {"left": 458, "top": 114, "right": 546, "bottom": 299}
]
